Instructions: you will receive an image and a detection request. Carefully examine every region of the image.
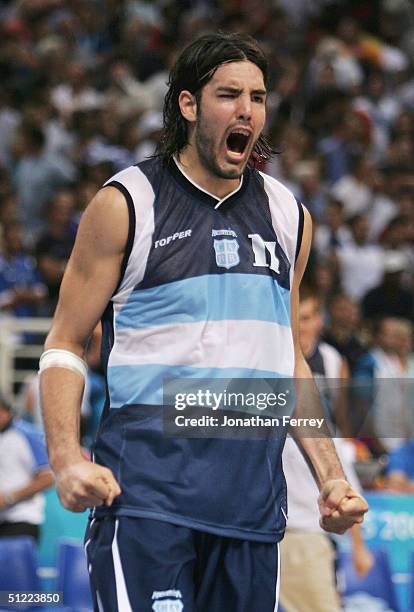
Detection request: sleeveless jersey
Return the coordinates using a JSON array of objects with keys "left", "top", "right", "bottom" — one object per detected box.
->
[{"left": 93, "top": 156, "right": 303, "bottom": 542}]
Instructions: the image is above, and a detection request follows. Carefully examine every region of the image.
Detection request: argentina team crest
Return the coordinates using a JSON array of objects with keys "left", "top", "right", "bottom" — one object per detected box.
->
[{"left": 212, "top": 229, "right": 240, "bottom": 269}]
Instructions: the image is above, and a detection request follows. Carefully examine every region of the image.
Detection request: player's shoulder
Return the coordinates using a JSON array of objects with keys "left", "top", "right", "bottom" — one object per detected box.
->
[
  {"left": 103, "top": 157, "right": 164, "bottom": 209},
  {"left": 256, "top": 168, "right": 300, "bottom": 207},
  {"left": 105, "top": 157, "right": 161, "bottom": 188}
]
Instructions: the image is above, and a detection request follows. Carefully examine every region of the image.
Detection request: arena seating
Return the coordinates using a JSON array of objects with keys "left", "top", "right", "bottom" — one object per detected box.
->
[
  {"left": 0, "top": 536, "right": 93, "bottom": 612},
  {"left": 55, "top": 540, "right": 93, "bottom": 611},
  {"left": 0, "top": 536, "right": 48, "bottom": 611}
]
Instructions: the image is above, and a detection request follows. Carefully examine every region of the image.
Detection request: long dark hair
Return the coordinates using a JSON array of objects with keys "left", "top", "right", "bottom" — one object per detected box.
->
[{"left": 155, "top": 32, "right": 274, "bottom": 162}]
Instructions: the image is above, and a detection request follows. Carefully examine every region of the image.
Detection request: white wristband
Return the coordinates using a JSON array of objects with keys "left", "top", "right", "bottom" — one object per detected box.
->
[{"left": 39, "top": 349, "right": 88, "bottom": 379}]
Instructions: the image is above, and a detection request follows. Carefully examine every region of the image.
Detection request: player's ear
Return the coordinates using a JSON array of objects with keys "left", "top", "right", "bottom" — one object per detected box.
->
[{"left": 178, "top": 90, "right": 197, "bottom": 123}]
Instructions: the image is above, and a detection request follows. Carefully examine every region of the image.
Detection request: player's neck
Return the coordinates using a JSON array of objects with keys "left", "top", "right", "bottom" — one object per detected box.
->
[{"left": 177, "top": 147, "right": 241, "bottom": 199}]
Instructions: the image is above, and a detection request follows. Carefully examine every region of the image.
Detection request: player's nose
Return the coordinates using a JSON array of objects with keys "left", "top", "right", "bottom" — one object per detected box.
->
[{"left": 236, "top": 94, "right": 252, "bottom": 121}]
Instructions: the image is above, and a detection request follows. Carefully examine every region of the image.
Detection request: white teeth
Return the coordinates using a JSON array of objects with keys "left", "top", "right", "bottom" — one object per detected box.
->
[{"left": 232, "top": 130, "right": 250, "bottom": 137}]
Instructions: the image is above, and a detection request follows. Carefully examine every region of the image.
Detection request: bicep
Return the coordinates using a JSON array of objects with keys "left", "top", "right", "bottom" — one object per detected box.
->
[{"left": 45, "top": 187, "right": 129, "bottom": 353}]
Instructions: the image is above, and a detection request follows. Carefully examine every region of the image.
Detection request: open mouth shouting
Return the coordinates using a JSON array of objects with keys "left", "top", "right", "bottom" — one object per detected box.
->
[{"left": 225, "top": 127, "right": 252, "bottom": 162}]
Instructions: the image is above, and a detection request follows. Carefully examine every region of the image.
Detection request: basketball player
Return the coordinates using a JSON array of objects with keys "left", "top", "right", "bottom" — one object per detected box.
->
[{"left": 40, "top": 33, "right": 368, "bottom": 611}]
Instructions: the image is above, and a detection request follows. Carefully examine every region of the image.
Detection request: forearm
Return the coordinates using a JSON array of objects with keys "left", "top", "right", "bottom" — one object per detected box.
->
[
  {"left": 350, "top": 523, "right": 374, "bottom": 575},
  {"left": 350, "top": 523, "right": 364, "bottom": 548},
  {"left": 7, "top": 470, "right": 54, "bottom": 505},
  {"left": 293, "top": 354, "right": 346, "bottom": 488},
  {"left": 295, "top": 437, "right": 346, "bottom": 488},
  {"left": 39, "top": 366, "right": 85, "bottom": 472}
]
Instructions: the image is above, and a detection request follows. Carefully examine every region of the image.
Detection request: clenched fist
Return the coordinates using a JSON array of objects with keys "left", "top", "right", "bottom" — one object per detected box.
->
[
  {"left": 318, "top": 479, "right": 368, "bottom": 534},
  {"left": 55, "top": 459, "right": 121, "bottom": 513}
]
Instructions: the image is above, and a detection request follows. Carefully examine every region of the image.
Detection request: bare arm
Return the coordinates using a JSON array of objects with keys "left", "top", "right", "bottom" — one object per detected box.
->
[
  {"left": 386, "top": 471, "right": 414, "bottom": 493},
  {"left": 291, "top": 207, "right": 368, "bottom": 533},
  {"left": 39, "top": 187, "right": 127, "bottom": 511},
  {"left": 350, "top": 523, "right": 374, "bottom": 576},
  {"left": 0, "top": 469, "right": 54, "bottom": 510},
  {"left": 291, "top": 207, "right": 346, "bottom": 485},
  {"left": 334, "top": 358, "right": 352, "bottom": 436}
]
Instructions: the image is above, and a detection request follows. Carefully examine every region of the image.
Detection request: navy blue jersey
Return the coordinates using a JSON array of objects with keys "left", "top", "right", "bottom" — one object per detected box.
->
[{"left": 92, "top": 156, "right": 303, "bottom": 542}]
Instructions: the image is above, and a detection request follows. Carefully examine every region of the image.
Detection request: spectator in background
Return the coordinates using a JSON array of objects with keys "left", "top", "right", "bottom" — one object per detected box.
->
[
  {"left": 35, "top": 189, "right": 77, "bottom": 315},
  {"left": 354, "top": 317, "right": 412, "bottom": 453},
  {"left": 317, "top": 108, "right": 371, "bottom": 185},
  {"left": 266, "top": 124, "right": 311, "bottom": 189},
  {"left": 314, "top": 197, "right": 353, "bottom": 259},
  {"left": 354, "top": 70, "right": 402, "bottom": 160},
  {"left": 0, "top": 394, "right": 53, "bottom": 542},
  {"left": 0, "top": 221, "right": 46, "bottom": 319},
  {"left": 336, "top": 15, "right": 408, "bottom": 73},
  {"left": 393, "top": 318, "right": 414, "bottom": 378},
  {"left": 396, "top": 188, "right": 414, "bottom": 218},
  {"left": 308, "top": 259, "right": 340, "bottom": 314},
  {"left": 324, "top": 292, "right": 368, "bottom": 375},
  {"left": 307, "top": 36, "right": 363, "bottom": 95},
  {"left": 0, "top": 192, "right": 18, "bottom": 227},
  {"left": 135, "top": 110, "right": 164, "bottom": 162},
  {"left": 336, "top": 214, "right": 384, "bottom": 301},
  {"left": 70, "top": 177, "right": 99, "bottom": 230},
  {"left": 51, "top": 61, "right": 105, "bottom": 121},
  {"left": 105, "top": 59, "right": 164, "bottom": 118},
  {"left": 385, "top": 438, "right": 414, "bottom": 493},
  {"left": 361, "top": 251, "right": 414, "bottom": 322},
  {"left": 381, "top": 215, "right": 411, "bottom": 252},
  {"left": 0, "top": 87, "right": 20, "bottom": 170},
  {"left": 292, "top": 158, "right": 328, "bottom": 222},
  {"left": 83, "top": 107, "right": 135, "bottom": 172},
  {"left": 380, "top": 214, "right": 414, "bottom": 272},
  {"left": 366, "top": 169, "right": 398, "bottom": 242},
  {"left": 393, "top": 318, "right": 414, "bottom": 436},
  {"left": 331, "top": 153, "right": 375, "bottom": 219},
  {"left": 12, "top": 121, "right": 76, "bottom": 244}
]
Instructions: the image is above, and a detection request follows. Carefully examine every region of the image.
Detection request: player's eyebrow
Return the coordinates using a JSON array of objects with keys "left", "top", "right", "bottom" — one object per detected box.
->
[
  {"left": 216, "top": 86, "right": 242, "bottom": 94},
  {"left": 216, "top": 86, "right": 267, "bottom": 96},
  {"left": 252, "top": 88, "right": 267, "bottom": 96}
]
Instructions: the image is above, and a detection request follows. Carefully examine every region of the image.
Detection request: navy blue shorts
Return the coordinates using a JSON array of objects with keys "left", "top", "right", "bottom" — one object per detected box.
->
[{"left": 85, "top": 516, "right": 280, "bottom": 611}]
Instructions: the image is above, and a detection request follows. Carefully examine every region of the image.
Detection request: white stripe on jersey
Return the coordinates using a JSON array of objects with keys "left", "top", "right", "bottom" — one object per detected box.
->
[
  {"left": 111, "top": 519, "right": 133, "bottom": 612},
  {"left": 105, "top": 165, "right": 155, "bottom": 302},
  {"left": 259, "top": 172, "right": 300, "bottom": 284},
  {"left": 110, "top": 319, "right": 294, "bottom": 375},
  {"left": 274, "top": 542, "right": 281, "bottom": 611},
  {"left": 96, "top": 590, "right": 104, "bottom": 612}
]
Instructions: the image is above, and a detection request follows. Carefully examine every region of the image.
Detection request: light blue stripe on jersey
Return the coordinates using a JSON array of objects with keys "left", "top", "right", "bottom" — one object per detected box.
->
[
  {"left": 108, "top": 364, "right": 285, "bottom": 408},
  {"left": 116, "top": 274, "right": 291, "bottom": 330}
]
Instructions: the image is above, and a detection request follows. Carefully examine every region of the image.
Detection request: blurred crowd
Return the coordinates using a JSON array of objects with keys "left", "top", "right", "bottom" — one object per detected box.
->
[{"left": 0, "top": 0, "right": 414, "bottom": 485}]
